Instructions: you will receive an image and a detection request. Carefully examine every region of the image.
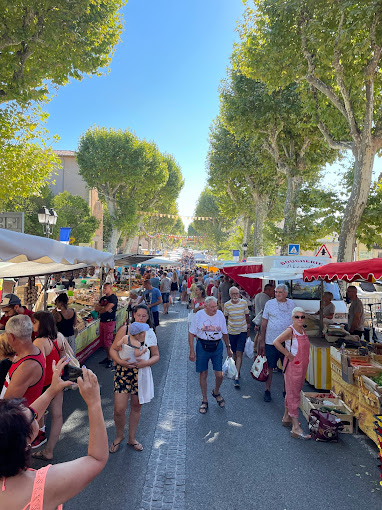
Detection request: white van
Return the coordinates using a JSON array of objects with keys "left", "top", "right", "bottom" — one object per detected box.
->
[{"left": 245, "top": 256, "right": 348, "bottom": 323}]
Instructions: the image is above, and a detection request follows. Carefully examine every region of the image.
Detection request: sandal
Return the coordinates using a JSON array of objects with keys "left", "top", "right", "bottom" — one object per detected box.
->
[
  {"left": 290, "top": 431, "right": 311, "bottom": 440},
  {"left": 109, "top": 439, "right": 124, "bottom": 453},
  {"left": 211, "top": 391, "right": 225, "bottom": 408},
  {"left": 281, "top": 420, "right": 293, "bottom": 428},
  {"left": 31, "top": 451, "right": 53, "bottom": 462},
  {"left": 199, "top": 401, "right": 208, "bottom": 414},
  {"left": 128, "top": 441, "right": 143, "bottom": 451}
]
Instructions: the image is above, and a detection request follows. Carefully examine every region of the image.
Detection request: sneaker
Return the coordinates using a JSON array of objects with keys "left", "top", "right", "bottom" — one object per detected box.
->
[
  {"left": 111, "top": 364, "right": 116, "bottom": 372},
  {"left": 99, "top": 357, "right": 109, "bottom": 365},
  {"left": 106, "top": 360, "right": 113, "bottom": 369},
  {"left": 31, "top": 431, "right": 47, "bottom": 449},
  {"left": 234, "top": 378, "right": 240, "bottom": 389},
  {"left": 264, "top": 390, "right": 272, "bottom": 402}
]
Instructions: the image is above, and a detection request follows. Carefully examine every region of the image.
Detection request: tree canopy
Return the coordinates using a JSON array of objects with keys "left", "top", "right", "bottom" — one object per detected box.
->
[
  {"left": 77, "top": 126, "right": 183, "bottom": 253},
  {"left": 0, "top": 0, "right": 126, "bottom": 104},
  {"left": 0, "top": 102, "right": 59, "bottom": 204},
  {"left": 0, "top": 185, "right": 99, "bottom": 244},
  {"left": 238, "top": 0, "right": 382, "bottom": 260}
]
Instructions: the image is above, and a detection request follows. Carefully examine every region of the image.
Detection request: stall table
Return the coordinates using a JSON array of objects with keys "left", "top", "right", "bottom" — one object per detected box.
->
[{"left": 75, "top": 304, "right": 128, "bottom": 363}]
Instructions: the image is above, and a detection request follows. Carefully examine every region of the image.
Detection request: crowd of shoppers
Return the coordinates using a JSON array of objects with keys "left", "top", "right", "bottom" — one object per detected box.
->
[{"left": 1, "top": 261, "right": 363, "bottom": 506}]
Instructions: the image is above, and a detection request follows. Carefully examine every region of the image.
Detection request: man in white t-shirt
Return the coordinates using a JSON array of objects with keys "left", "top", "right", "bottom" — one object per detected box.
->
[
  {"left": 259, "top": 284, "right": 295, "bottom": 402},
  {"left": 189, "top": 296, "right": 232, "bottom": 414}
]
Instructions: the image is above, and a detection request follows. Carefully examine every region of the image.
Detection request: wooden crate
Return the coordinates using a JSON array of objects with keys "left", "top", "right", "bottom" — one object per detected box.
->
[
  {"left": 360, "top": 374, "right": 382, "bottom": 397},
  {"left": 358, "top": 377, "right": 382, "bottom": 446},
  {"left": 331, "top": 365, "right": 360, "bottom": 418},
  {"left": 300, "top": 391, "right": 354, "bottom": 434},
  {"left": 371, "top": 353, "right": 382, "bottom": 365}
]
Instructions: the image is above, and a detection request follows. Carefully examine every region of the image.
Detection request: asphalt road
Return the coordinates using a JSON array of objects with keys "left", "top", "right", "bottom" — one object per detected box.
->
[{"left": 32, "top": 302, "right": 382, "bottom": 510}]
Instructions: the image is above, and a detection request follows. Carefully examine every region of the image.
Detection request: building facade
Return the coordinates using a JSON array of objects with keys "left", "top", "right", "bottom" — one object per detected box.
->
[{"left": 50, "top": 150, "right": 104, "bottom": 250}]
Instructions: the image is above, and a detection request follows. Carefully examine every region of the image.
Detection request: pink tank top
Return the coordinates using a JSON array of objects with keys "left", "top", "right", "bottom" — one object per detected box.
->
[{"left": 22, "top": 465, "right": 63, "bottom": 510}]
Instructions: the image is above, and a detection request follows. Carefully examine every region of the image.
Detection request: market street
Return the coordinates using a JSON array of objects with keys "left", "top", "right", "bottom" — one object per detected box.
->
[{"left": 32, "top": 302, "right": 382, "bottom": 510}]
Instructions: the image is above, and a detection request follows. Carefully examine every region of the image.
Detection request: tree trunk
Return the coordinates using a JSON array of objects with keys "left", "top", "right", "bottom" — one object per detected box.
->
[
  {"left": 242, "top": 216, "right": 252, "bottom": 246},
  {"left": 107, "top": 227, "right": 121, "bottom": 254},
  {"left": 105, "top": 199, "right": 121, "bottom": 254},
  {"left": 253, "top": 197, "right": 268, "bottom": 256},
  {"left": 280, "top": 174, "right": 303, "bottom": 255},
  {"left": 337, "top": 145, "right": 375, "bottom": 262},
  {"left": 124, "top": 236, "right": 135, "bottom": 253}
]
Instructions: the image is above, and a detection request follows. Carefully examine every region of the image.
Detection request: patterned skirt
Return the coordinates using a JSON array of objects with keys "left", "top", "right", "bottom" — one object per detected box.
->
[{"left": 114, "top": 365, "right": 138, "bottom": 394}]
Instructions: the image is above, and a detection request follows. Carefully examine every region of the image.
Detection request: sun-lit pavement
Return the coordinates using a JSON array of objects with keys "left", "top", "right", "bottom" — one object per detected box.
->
[{"left": 32, "top": 302, "right": 382, "bottom": 510}]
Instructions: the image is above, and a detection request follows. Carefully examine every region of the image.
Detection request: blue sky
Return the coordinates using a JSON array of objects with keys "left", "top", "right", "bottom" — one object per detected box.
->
[{"left": 45, "top": 0, "right": 246, "bottom": 225}]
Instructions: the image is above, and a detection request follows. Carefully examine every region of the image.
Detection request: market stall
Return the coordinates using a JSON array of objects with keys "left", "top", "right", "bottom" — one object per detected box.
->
[
  {"left": 303, "top": 259, "right": 382, "bottom": 445},
  {"left": 0, "top": 230, "right": 115, "bottom": 361}
]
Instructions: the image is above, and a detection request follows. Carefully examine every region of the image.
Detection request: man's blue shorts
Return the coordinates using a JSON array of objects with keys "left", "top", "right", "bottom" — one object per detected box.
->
[
  {"left": 195, "top": 339, "right": 223, "bottom": 373},
  {"left": 229, "top": 331, "right": 247, "bottom": 353},
  {"left": 161, "top": 292, "right": 170, "bottom": 303},
  {"left": 265, "top": 344, "right": 284, "bottom": 369}
]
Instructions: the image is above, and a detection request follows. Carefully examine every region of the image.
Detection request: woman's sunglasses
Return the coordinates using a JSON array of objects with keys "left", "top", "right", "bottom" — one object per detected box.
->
[
  {"left": 27, "top": 406, "right": 38, "bottom": 424},
  {"left": 294, "top": 315, "right": 305, "bottom": 319}
]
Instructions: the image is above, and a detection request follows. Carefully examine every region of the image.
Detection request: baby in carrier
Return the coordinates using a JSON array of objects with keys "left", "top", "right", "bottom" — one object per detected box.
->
[{"left": 116, "top": 321, "right": 149, "bottom": 363}]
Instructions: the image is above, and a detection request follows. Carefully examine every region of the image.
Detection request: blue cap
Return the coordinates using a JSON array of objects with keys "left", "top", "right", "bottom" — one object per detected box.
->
[{"left": 129, "top": 322, "right": 149, "bottom": 335}]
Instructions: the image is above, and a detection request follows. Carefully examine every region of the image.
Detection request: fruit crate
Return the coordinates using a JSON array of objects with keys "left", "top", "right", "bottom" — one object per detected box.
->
[{"left": 300, "top": 391, "right": 354, "bottom": 434}]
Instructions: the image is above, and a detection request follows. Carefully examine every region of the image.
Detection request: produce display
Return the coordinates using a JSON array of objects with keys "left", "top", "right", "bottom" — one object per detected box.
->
[
  {"left": 14, "top": 285, "right": 39, "bottom": 306},
  {"left": 371, "top": 373, "right": 382, "bottom": 386}
]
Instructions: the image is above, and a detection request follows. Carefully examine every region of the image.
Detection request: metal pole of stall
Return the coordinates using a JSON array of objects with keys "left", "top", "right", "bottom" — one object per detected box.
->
[
  {"left": 129, "top": 266, "right": 132, "bottom": 291},
  {"left": 99, "top": 266, "right": 104, "bottom": 299},
  {"left": 319, "top": 279, "right": 324, "bottom": 334},
  {"left": 43, "top": 275, "right": 49, "bottom": 311}
]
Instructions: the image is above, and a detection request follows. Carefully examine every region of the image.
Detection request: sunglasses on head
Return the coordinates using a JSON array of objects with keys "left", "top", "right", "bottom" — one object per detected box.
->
[{"left": 294, "top": 315, "right": 305, "bottom": 319}]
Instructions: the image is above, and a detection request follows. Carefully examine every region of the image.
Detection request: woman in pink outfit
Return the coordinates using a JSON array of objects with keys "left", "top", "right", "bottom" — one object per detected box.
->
[
  {"left": 0, "top": 358, "right": 108, "bottom": 509},
  {"left": 273, "top": 307, "right": 311, "bottom": 440}
]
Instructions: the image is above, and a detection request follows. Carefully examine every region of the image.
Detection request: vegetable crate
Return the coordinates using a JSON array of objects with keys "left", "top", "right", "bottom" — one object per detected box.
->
[
  {"left": 358, "top": 377, "right": 382, "bottom": 447},
  {"left": 299, "top": 391, "right": 354, "bottom": 434},
  {"left": 331, "top": 360, "right": 360, "bottom": 418},
  {"left": 374, "top": 415, "right": 382, "bottom": 486}
]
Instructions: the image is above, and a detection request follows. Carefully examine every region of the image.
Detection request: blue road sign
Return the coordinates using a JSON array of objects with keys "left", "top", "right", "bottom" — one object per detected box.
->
[{"left": 288, "top": 244, "right": 300, "bottom": 256}]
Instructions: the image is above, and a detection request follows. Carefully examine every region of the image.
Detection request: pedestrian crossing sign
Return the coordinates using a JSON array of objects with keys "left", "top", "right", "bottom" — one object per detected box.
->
[{"left": 288, "top": 244, "right": 300, "bottom": 256}]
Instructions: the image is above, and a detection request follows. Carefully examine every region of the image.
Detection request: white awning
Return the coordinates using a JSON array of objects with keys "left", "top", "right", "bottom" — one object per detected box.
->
[
  {"left": 0, "top": 229, "right": 114, "bottom": 267},
  {"left": 239, "top": 271, "right": 304, "bottom": 280},
  {"left": 144, "top": 257, "right": 181, "bottom": 266}
]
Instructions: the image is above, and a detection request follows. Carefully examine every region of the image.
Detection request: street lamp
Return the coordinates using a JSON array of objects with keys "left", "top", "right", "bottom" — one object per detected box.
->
[
  {"left": 38, "top": 207, "right": 58, "bottom": 238},
  {"left": 242, "top": 242, "right": 248, "bottom": 261}
]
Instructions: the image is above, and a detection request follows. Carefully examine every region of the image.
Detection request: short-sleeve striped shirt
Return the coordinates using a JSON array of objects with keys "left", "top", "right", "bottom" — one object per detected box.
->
[{"left": 223, "top": 299, "right": 249, "bottom": 334}]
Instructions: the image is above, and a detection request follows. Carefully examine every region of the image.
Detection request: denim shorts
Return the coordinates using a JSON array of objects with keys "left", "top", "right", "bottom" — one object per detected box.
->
[
  {"left": 229, "top": 331, "right": 247, "bottom": 353},
  {"left": 195, "top": 339, "right": 223, "bottom": 373},
  {"left": 265, "top": 344, "right": 284, "bottom": 369},
  {"left": 161, "top": 292, "right": 170, "bottom": 303}
]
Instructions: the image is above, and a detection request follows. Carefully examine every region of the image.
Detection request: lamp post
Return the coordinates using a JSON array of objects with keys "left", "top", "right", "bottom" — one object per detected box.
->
[
  {"left": 38, "top": 207, "right": 58, "bottom": 238},
  {"left": 242, "top": 242, "right": 248, "bottom": 261}
]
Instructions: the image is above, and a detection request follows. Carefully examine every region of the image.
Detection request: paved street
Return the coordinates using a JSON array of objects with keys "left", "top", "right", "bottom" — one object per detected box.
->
[{"left": 32, "top": 302, "right": 382, "bottom": 510}]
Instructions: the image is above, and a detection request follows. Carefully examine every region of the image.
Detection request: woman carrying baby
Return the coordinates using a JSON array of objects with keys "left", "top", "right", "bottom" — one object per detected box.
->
[{"left": 109, "top": 311, "right": 159, "bottom": 454}]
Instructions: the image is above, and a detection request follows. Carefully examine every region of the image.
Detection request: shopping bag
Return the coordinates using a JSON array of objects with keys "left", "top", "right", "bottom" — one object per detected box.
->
[
  {"left": 223, "top": 357, "right": 238, "bottom": 379},
  {"left": 308, "top": 409, "right": 344, "bottom": 442},
  {"left": 250, "top": 355, "right": 269, "bottom": 382},
  {"left": 244, "top": 337, "right": 254, "bottom": 358},
  {"left": 252, "top": 311, "right": 263, "bottom": 326}
]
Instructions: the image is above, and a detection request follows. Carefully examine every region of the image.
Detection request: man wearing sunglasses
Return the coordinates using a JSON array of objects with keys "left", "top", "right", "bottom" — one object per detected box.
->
[{"left": 0, "top": 294, "right": 34, "bottom": 330}]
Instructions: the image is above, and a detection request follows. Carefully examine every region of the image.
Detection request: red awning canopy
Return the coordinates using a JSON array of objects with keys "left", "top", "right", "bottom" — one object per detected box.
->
[
  {"left": 303, "top": 258, "right": 382, "bottom": 283},
  {"left": 223, "top": 264, "right": 263, "bottom": 296}
]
